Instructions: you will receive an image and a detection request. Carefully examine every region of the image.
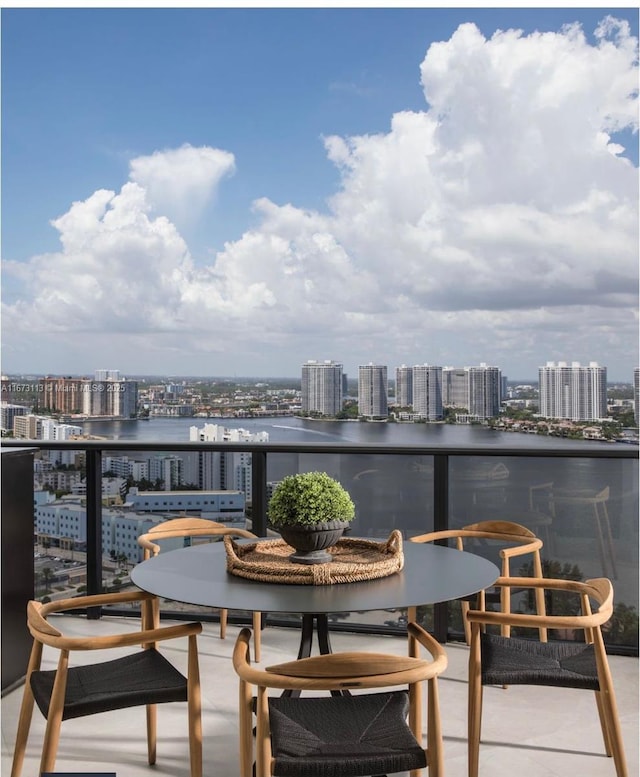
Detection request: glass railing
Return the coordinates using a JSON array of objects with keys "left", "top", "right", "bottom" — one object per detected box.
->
[{"left": 2, "top": 439, "right": 638, "bottom": 654}]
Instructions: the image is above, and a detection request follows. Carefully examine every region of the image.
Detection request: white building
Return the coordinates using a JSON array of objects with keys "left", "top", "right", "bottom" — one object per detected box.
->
[
  {"left": 301, "top": 360, "right": 344, "bottom": 417},
  {"left": 188, "top": 423, "right": 269, "bottom": 498},
  {"left": 412, "top": 365, "right": 443, "bottom": 420},
  {"left": 468, "top": 364, "right": 502, "bottom": 420},
  {"left": 442, "top": 364, "right": 502, "bottom": 420},
  {"left": 12, "top": 414, "right": 83, "bottom": 440},
  {"left": 394, "top": 365, "right": 413, "bottom": 408},
  {"left": 442, "top": 368, "right": 469, "bottom": 409},
  {"left": 358, "top": 364, "right": 388, "bottom": 419},
  {"left": 126, "top": 488, "right": 245, "bottom": 524},
  {"left": 539, "top": 361, "right": 607, "bottom": 421},
  {"left": 103, "top": 455, "right": 149, "bottom": 481},
  {"left": 40, "top": 419, "right": 83, "bottom": 440},
  {"left": 94, "top": 369, "right": 121, "bottom": 381},
  {"left": 148, "top": 454, "right": 184, "bottom": 490},
  {"left": 82, "top": 379, "right": 138, "bottom": 418}
]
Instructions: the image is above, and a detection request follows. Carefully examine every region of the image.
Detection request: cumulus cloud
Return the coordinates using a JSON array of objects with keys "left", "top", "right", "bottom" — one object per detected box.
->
[
  {"left": 2, "top": 18, "right": 638, "bottom": 376},
  {"left": 129, "top": 144, "right": 235, "bottom": 228}
]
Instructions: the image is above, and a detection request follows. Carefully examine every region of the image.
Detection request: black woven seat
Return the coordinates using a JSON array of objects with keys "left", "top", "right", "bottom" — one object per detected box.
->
[
  {"left": 268, "top": 691, "right": 427, "bottom": 777},
  {"left": 480, "top": 633, "right": 599, "bottom": 690},
  {"left": 31, "top": 648, "right": 189, "bottom": 720}
]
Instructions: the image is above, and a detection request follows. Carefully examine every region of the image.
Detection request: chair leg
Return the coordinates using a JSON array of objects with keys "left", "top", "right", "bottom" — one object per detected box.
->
[
  {"left": 595, "top": 679, "right": 628, "bottom": 777},
  {"left": 255, "top": 687, "right": 270, "bottom": 777},
  {"left": 238, "top": 678, "right": 254, "bottom": 777},
  {"left": 252, "top": 612, "right": 262, "bottom": 662},
  {"left": 426, "top": 677, "right": 444, "bottom": 777},
  {"left": 594, "top": 690, "right": 613, "bottom": 756},
  {"left": 39, "top": 650, "right": 69, "bottom": 775},
  {"left": 220, "top": 607, "right": 228, "bottom": 640},
  {"left": 188, "top": 634, "right": 203, "bottom": 777},
  {"left": 146, "top": 704, "right": 157, "bottom": 764},
  {"left": 10, "top": 642, "right": 43, "bottom": 777},
  {"left": 409, "top": 679, "right": 422, "bottom": 766},
  {"left": 468, "top": 631, "right": 483, "bottom": 777}
]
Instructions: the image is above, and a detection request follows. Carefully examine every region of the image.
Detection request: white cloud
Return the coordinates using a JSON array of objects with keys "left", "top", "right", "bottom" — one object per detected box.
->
[
  {"left": 129, "top": 144, "right": 235, "bottom": 228},
  {"left": 2, "top": 19, "right": 638, "bottom": 378}
]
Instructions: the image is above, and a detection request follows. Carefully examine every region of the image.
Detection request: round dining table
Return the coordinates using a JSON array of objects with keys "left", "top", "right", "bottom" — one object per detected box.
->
[{"left": 131, "top": 537, "right": 499, "bottom": 658}]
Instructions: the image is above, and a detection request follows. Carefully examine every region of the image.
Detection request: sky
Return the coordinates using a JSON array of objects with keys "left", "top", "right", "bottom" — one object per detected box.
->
[{"left": 1, "top": 6, "right": 638, "bottom": 381}]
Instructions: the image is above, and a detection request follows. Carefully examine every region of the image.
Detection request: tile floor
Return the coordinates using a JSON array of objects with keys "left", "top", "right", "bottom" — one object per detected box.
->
[{"left": 2, "top": 616, "right": 638, "bottom": 777}]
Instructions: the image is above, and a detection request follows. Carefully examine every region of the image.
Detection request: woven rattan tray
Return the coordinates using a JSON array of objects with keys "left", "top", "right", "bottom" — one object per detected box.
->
[{"left": 224, "top": 530, "right": 404, "bottom": 585}]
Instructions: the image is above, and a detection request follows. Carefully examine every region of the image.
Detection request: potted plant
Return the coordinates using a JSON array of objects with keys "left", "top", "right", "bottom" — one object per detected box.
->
[{"left": 268, "top": 471, "right": 356, "bottom": 564}]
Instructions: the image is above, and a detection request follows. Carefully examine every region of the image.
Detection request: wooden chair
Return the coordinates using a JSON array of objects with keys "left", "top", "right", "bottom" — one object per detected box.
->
[
  {"left": 410, "top": 520, "right": 547, "bottom": 644},
  {"left": 138, "top": 516, "right": 263, "bottom": 660},
  {"left": 232, "top": 622, "right": 448, "bottom": 777},
  {"left": 467, "top": 576, "right": 627, "bottom": 777},
  {"left": 10, "top": 590, "right": 202, "bottom": 777}
]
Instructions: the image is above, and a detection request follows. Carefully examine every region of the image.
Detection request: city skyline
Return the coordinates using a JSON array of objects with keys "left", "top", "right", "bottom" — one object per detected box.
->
[{"left": 2, "top": 7, "right": 638, "bottom": 381}]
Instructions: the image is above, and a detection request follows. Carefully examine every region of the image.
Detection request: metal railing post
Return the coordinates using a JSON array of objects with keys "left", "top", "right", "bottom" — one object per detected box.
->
[
  {"left": 433, "top": 453, "right": 449, "bottom": 642},
  {"left": 85, "top": 448, "right": 103, "bottom": 617},
  {"left": 251, "top": 450, "right": 268, "bottom": 536}
]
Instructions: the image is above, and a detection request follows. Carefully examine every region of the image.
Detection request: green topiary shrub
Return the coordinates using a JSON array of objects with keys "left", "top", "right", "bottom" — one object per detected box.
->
[{"left": 268, "top": 471, "right": 356, "bottom": 528}]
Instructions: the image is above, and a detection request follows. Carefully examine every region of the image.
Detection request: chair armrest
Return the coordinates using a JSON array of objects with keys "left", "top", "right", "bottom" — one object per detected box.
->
[
  {"left": 499, "top": 540, "right": 543, "bottom": 559},
  {"left": 34, "top": 620, "right": 203, "bottom": 651},
  {"left": 407, "top": 621, "right": 448, "bottom": 671}
]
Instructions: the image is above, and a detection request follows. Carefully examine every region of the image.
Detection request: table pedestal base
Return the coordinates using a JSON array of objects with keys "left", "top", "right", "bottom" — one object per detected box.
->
[{"left": 284, "top": 613, "right": 347, "bottom": 697}]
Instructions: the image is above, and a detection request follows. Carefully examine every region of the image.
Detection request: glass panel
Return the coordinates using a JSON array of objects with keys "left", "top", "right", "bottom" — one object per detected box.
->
[
  {"left": 23, "top": 445, "right": 639, "bottom": 651},
  {"left": 449, "top": 455, "right": 639, "bottom": 649}
]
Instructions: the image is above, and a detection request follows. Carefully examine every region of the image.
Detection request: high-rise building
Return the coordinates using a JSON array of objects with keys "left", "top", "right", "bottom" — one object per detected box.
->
[
  {"left": 358, "top": 364, "right": 388, "bottom": 419},
  {"left": 301, "top": 360, "right": 344, "bottom": 417},
  {"left": 468, "top": 364, "right": 502, "bottom": 420},
  {"left": 0, "top": 402, "right": 29, "bottom": 432},
  {"left": 38, "top": 375, "right": 137, "bottom": 418},
  {"left": 82, "top": 379, "right": 138, "bottom": 418},
  {"left": 40, "top": 377, "right": 85, "bottom": 414},
  {"left": 12, "top": 413, "right": 42, "bottom": 439},
  {"left": 95, "top": 369, "right": 121, "bottom": 381},
  {"left": 412, "top": 365, "right": 443, "bottom": 420},
  {"left": 148, "top": 455, "right": 184, "bottom": 490},
  {"left": 538, "top": 361, "right": 607, "bottom": 421},
  {"left": 188, "top": 423, "right": 269, "bottom": 499},
  {"left": 395, "top": 365, "right": 413, "bottom": 408},
  {"left": 442, "top": 364, "right": 502, "bottom": 420},
  {"left": 442, "top": 368, "right": 469, "bottom": 409}
]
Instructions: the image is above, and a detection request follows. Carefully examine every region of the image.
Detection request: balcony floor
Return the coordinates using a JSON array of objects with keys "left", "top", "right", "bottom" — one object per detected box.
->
[{"left": 2, "top": 615, "right": 638, "bottom": 777}]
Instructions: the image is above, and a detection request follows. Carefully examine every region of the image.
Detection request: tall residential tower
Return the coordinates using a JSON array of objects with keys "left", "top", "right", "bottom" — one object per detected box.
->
[
  {"left": 358, "top": 364, "right": 388, "bottom": 419},
  {"left": 538, "top": 361, "right": 607, "bottom": 421},
  {"left": 301, "top": 360, "right": 344, "bottom": 417}
]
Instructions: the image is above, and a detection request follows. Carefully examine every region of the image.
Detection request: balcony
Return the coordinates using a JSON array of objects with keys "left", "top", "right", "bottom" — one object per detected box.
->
[{"left": 1, "top": 438, "right": 638, "bottom": 775}]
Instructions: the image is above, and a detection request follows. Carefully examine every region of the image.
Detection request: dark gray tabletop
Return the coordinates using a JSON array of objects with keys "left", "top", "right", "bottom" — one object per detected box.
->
[{"left": 131, "top": 539, "right": 499, "bottom": 614}]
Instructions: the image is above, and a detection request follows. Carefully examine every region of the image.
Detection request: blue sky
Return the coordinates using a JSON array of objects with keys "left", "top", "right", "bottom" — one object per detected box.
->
[{"left": 2, "top": 6, "right": 638, "bottom": 380}]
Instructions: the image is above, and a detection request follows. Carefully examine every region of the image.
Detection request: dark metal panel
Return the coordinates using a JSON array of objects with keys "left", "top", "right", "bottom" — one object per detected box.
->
[{"left": 1, "top": 448, "right": 35, "bottom": 692}]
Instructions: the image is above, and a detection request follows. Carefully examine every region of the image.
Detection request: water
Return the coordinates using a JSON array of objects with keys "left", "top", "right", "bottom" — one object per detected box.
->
[
  {"left": 80, "top": 415, "right": 628, "bottom": 497},
  {"left": 80, "top": 415, "right": 616, "bottom": 449}
]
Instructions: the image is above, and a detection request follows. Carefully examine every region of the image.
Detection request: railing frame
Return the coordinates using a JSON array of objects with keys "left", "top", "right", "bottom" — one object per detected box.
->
[{"left": 2, "top": 438, "right": 637, "bottom": 649}]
